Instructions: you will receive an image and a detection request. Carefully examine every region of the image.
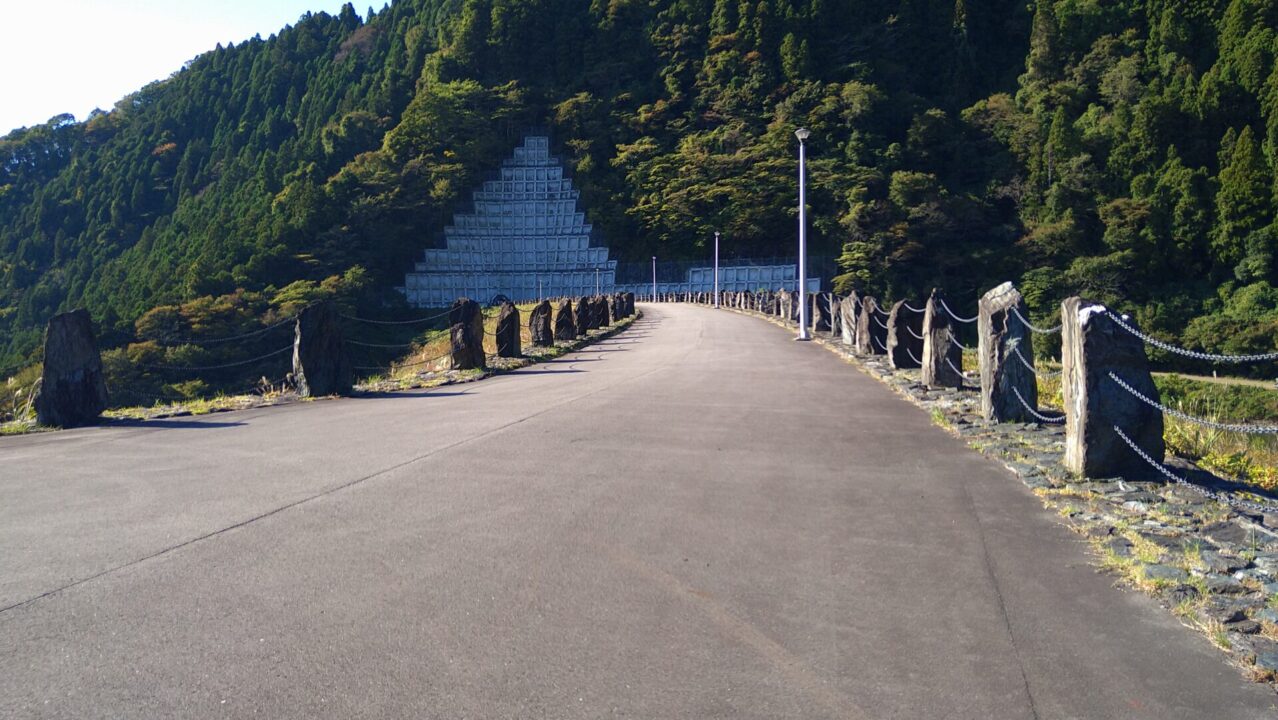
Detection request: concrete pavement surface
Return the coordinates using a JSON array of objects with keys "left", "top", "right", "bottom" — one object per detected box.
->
[{"left": 2, "top": 303, "right": 1276, "bottom": 718}]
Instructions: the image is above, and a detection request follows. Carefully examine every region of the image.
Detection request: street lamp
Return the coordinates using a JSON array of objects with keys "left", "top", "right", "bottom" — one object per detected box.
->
[
  {"left": 713, "top": 231, "right": 720, "bottom": 309},
  {"left": 651, "top": 256, "right": 657, "bottom": 302},
  {"left": 595, "top": 267, "right": 600, "bottom": 295},
  {"left": 795, "top": 127, "right": 811, "bottom": 341}
]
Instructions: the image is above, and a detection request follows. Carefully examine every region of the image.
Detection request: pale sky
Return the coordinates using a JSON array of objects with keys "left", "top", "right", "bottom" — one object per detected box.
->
[{"left": 1, "top": 0, "right": 358, "bottom": 135}]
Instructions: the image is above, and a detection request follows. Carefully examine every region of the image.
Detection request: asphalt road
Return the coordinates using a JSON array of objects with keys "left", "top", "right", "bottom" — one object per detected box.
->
[{"left": 2, "top": 303, "right": 1276, "bottom": 718}]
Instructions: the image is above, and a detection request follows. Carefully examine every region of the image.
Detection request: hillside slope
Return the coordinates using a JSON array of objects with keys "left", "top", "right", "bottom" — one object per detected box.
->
[{"left": 3, "top": 0, "right": 1276, "bottom": 376}]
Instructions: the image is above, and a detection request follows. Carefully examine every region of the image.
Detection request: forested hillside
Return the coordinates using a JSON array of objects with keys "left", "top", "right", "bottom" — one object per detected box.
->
[{"left": 2, "top": 0, "right": 1277, "bottom": 375}]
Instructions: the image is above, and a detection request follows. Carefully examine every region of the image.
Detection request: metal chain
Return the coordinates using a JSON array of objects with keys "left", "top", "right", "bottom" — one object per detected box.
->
[
  {"left": 1112, "top": 425, "right": 1278, "bottom": 514},
  {"left": 1010, "top": 306, "right": 1061, "bottom": 334},
  {"left": 872, "top": 333, "right": 889, "bottom": 352},
  {"left": 906, "top": 346, "right": 924, "bottom": 366},
  {"left": 140, "top": 344, "right": 293, "bottom": 372},
  {"left": 939, "top": 298, "right": 978, "bottom": 324},
  {"left": 152, "top": 315, "right": 296, "bottom": 347},
  {"left": 907, "top": 325, "right": 925, "bottom": 340},
  {"left": 1012, "top": 346, "right": 1062, "bottom": 378},
  {"left": 946, "top": 356, "right": 974, "bottom": 380},
  {"left": 948, "top": 328, "right": 970, "bottom": 351},
  {"left": 1011, "top": 386, "right": 1065, "bottom": 423},
  {"left": 1105, "top": 311, "right": 1278, "bottom": 363},
  {"left": 872, "top": 314, "right": 891, "bottom": 330},
  {"left": 903, "top": 302, "right": 925, "bottom": 313},
  {"left": 1107, "top": 372, "right": 1278, "bottom": 434},
  {"left": 346, "top": 339, "right": 421, "bottom": 349},
  {"left": 341, "top": 307, "right": 453, "bottom": 326}
]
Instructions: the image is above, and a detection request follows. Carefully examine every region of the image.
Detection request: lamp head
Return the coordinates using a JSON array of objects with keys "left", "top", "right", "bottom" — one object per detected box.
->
[{"left": 794, "top": 127, "right": 811, "bottom": 141}]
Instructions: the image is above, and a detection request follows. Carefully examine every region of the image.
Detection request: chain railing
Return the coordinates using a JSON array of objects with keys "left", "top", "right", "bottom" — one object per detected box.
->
[
  {"left": 1113, "top": 425, "right": 1278, "bottom": 513},
  {"left": 1010, "top": 306, "right": 1062, "bottom": 334},
  {"left": 939, "top": 298, "right": 978, "bottom": 324},
  {"left": 1011, "top": 386, "right": 1065, "bottom": 424},
  {"left": 1107, "top": 372, "right": 1278, "bottom": 434},
  {"left": 1012, "top": 346, "right": 1062, "bottom": 378},
  {"left": 1106, "top": 311, "right": 1278, "bottom": 363}
]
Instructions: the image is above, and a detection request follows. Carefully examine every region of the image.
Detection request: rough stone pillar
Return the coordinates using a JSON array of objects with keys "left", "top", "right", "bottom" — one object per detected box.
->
[
  {"left": 886, "top": 300, "right": 925, "bottom": 369},
  {"left": 921, "top": 289, "right": 964, "bottom": 389},
  {"left": 495, "top": 301, "right": 521, "bottom": 358},
  {"left": 778, "top": 291, "right": 793, "bottom": 323},
  {"left": 978, "top": 282, "right": 1036, "bottom": 422},
  {"left": 840, "top": 293, "right": 859, "bottom": 346},
  {"left": 1062, "top": 298, "right": 1165, "bottom": 478},
  {"left": 35, "top": 309, "right": 109, "bottom": 427},
  {"left": 811, "top": 292, "right": 827, "bottom": 331},
  {"left": 553, "top": 299, "right": 576, "bottom": 341},
  {"left": 577, "top": 295, "right": 590, "bottom": 335},
  {"left": 856, "top": 297, "right": 888, "bottom": 355},
  {"left": 529, "top": 300, "right": 553, "bottom": 347},
  {"left": 611, "top": 293, "right": 624, "bottom": 320},
  {"left": 448, "top": 298, "right": 486, "bottom": 370},
  {"left": 828, "top": 294, "right": 841, "bottom": 338},
  {"left": 293, "top": 301, "right": 354, "bottom": 397},
  {"left": 597, "top": 295, "right": 612, "bottom": 326}
]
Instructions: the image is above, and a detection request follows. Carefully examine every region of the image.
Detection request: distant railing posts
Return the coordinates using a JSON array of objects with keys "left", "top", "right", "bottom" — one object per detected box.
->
[
  {"left": 35, "top": 309, "right": 109, "bottom": 427},
  {"left": 1061, "top": 297, "right": 1165, "bottom": 477},
  {"left": 449, "top": 298, "right": 486, "bottom": 370},
  {"left": 554, "top": 298, "right": 577, "bottom": 340},
  {"left": 495, "top": 301, "right": 521, "bottom": 358},
  {"left": 839, "top": 293, "right": 859, "bottom": 346},
  {"left": 921, "top": 289, "right": 964, "bottom": 389},
  {"left": 977, "top": 282, "right": 1036, "bottom": 423},
  {"left": 857, "top": 296, "right": 887, "bottom": 355},
  {"left": 886, "top": 300, "right": 923, "bottom": 369},
  {"left": 529, "top": 300, "right": 554, "bottom": 347},
  {"left": 294, "top": 301, "right": 354, "bottom": 397}
]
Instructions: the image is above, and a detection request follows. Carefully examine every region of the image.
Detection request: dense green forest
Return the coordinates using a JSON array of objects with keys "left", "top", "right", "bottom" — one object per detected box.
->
[{"left": 2, "top": 0, "right": 1277, "bottom": 378}]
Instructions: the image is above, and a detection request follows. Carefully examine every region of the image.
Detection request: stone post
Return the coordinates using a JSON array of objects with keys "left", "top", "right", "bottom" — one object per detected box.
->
[
  {"left": 495, "top": 301, "right": 521, "bottom": 358},
  {"left": 597, "top": 295, "right": 612, "bottom": 326},
  {"left": 840, "top": 292, "right": 859, "bottom": 346},
  {"left": 448, "top": 298, "right": 486, "bottom": 370},
  {"left": 978, "top": 282, "right": 1036, "bottom": 422},
  {"left": 293, "top": 301, "right": 354, "bottom": 397},
  {"left": 921, "top": 289, "right": 964, "bottom": 388},
  {"left": 575, "top": 295, "right": 587, "bottom": 335},
  {"left": 529, "top": 300, "right": 553, "bottom": 347},
  {"left": 1062, "top": 298, "right": 1165, "bottom": 478},
  {"left": 35, "top": 309, "right": 109, "bottom": 427},
  {"left": 778, "top": 290, "right": 793, "bottom": 324},
  {"left": 553, "top": 299, "right": 576, "bottom": 341},
  {"left": 812, "top": 292, "right": 830, "bottom": 331},
  {"left": 624, "top": 292, "right": 635, "bottom": 316},
  {"left": 856, "top": 297, "right": 887, "bottom": 355},
  {"left": 886, "top": 300, "right": 924, "bottom": 369}
]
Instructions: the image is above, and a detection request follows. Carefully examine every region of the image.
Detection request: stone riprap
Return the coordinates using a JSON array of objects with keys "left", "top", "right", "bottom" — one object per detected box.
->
[
  {"left": 978, "top": 282, "right": 1037, "bottom": 423},
  {"left": 725, "top": 300, "right": 1278, "bottom": 688},
  {"left": 293, "top": 302, "right": 354, "bottom": 397},
  {"left": 35, "top": 309, "right": 109, "bottom": 427},
  {"left": 921, "top": 289, "right": 964, "bottom": 389},
  {"left": 529, "top": 300, "right": 553, "bottom": 347},
  {"left": 886, "top": 300, "right": 924, "bottom": 370},
  {"left": 1061, "top": 297, "right": 1165, "bottom": 478},
  {"left": 449, "top": 298, "right": 486, "bottom": 370},
  {"left": 495, "top": 301, "right": 521, "bottom": 358}
]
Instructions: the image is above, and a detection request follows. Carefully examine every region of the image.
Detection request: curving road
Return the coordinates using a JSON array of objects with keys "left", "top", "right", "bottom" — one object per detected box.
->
[{"left": 2, "top": 303, "right": 1275, "bottom": 718}]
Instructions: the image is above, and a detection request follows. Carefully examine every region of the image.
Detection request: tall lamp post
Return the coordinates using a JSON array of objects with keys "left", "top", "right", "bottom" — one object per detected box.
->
[
  {"left": 713, "top": 231, "right": 720, "bottom": 309},
  {"left": 795, "top": 127, "right": 811, "bottom": 341},
  {"left": 651, "top": 256, "right": 657, "bottom": 302}
]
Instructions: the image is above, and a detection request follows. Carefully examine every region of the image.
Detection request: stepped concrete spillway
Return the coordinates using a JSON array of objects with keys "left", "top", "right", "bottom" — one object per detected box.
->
[
  {"left": 403, "top": 135, "right": 616, "bottom": 306},
  {"left": 402, "top": 135, "right": 811, "bottom": 305},
  {"left": 1, "top": 304, "right": 1274, "bottom": 717}
]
